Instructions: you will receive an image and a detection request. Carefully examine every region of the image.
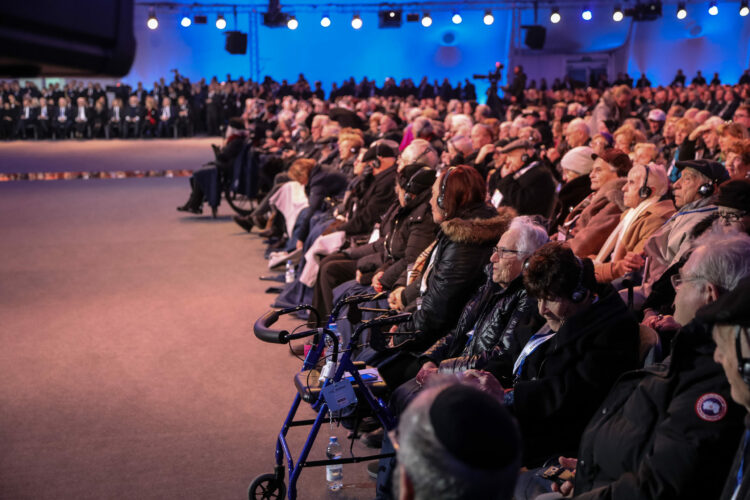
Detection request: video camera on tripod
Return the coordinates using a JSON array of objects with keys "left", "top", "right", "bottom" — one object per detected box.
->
[{"left": 473, "top": 61, "right": 505, "bottom": 84}]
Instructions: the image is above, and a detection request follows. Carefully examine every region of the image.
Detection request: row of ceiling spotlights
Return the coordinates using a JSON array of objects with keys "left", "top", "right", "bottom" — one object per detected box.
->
[
  {"left": 146, "top": 1, "right": 748, "bottom": 31},
  {"left": 145, "top": 9, "right": 496, "bottom": 30},
  {"left": 291, "top": 10, "right": 496, "bottom": 29},
  {"left": 550, "top": 0, "right": 748, "bottom": 23}
]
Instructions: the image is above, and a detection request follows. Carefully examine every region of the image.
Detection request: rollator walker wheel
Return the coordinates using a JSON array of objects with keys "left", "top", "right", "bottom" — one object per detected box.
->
[{"left": 249, "top": 473, "right": 286, "bottom": 500}]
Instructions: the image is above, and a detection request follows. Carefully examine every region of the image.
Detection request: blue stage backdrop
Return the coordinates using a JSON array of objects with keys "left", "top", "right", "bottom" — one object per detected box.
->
[{"left": 125, "top": 2, "right": 749, "bottom": 97}]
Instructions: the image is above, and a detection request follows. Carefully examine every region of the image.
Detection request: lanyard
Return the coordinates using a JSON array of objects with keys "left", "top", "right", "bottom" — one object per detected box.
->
[
  {"left": 513, "top": 326, "right": 555, "bottom": 378},
  {"left": 734, "top": 431, "right": 750, "bottom": 500},
  {"left": 666, "top": 206, "right": 716, "bottom": 224}
]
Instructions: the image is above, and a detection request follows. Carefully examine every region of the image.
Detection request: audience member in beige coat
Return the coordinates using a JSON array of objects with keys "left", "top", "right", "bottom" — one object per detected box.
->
[
  {"left": 594, "top": 164, "right": 675, "bottom": 282},
  {"left": 562, "top": 148, "right": 632, "bottom": 257}
]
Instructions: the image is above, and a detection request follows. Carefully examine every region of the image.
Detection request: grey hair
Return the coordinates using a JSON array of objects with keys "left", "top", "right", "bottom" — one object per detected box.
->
[
  {"left": 508, "top": 216, "right": 550, "bottom": 255},
  {"left": 568, "top": 117, "right": 590, "bottom": 137},
  {"left": 395, "top": 377, "right": 519, "bottom": 500},
  {"left": 688, "top": 231, "right": 750, "bottom": 292},
  {"left": 402, "top": 139, "right": 439, "bottom": 168}
]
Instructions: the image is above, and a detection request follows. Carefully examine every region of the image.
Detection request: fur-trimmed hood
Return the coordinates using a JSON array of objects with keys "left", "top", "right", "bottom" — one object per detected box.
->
[{"left": 441, "top": 205, "right": 516, "bottom": 244}]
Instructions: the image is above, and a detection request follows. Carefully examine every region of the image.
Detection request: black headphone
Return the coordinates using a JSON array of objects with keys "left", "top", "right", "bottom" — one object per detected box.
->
[
  {"left": 698, "top": 179, "right": 716, "bottom": 197},
  {"left": 521, "top": 153, "right": 530, "bottom": 163},
  {"left": 437, "top": 167, "right": 455, "bottom": 210},
  {"left": 639, "top": 164, "right": 653, "bottom": 199},
  {"left": 735, "top": 326, "right": 750, "bottom": 386},
  {"left": 403, "top": 167, "right": 436, "bottom": 203},
  {"left": 570, "top": 257, "right": 589, "bottom": 304}
]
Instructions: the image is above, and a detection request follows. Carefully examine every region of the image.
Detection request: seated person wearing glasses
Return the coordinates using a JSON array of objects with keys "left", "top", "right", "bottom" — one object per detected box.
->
[
  {"left": 535, "top": 232, "right": 750, "bottom": 500},
  {"left": 483, "top": 242, "right": 639, "bottom": 468}
]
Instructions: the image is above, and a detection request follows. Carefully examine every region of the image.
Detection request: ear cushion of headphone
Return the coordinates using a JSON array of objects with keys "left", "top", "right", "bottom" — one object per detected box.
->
[
  {"left": 438, "top": 168, "right": 452, "bottom": 210},
  {"left": 639, "top": 185, "right": 653, "bottom": 199},
  {"left": 742, "top": 360, "right": 750, "bottom": 386},
  {"left": 698, "top": 182, "right": 714, "bottom": 197},
  {"left": 521, "top": 153, "right": 530, "bottom": 163}
]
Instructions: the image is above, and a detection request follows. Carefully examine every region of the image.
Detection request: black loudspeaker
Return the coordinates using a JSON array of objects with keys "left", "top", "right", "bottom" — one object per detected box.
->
[
  {"left": 524, "top": 25, "right": 547, "bottom": 50},
  {"left": 0, "top": 1, "right": 135, "bottom": 77},
  {"left": 225, "top": 31, "right": 247, "bottom": 55}
]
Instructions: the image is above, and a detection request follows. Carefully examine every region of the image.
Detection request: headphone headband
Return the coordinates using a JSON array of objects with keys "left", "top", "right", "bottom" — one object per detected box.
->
[
  {"left": 570, "top": 256, "right": 588, "bottom": 303},
  {"left": 437, "top": 167, "right": 455, "bottom": 210},
  {"left": 639, "top": 164, "right": 653, "bottom": 199}
]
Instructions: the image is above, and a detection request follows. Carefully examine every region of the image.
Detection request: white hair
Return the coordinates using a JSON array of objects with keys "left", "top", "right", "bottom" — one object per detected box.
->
[
  {"left": 688, "top": 231, "right": 750, "bottom": 292},
  {"left": 508, "top": 216, "right": 550, "bottom": 255}
]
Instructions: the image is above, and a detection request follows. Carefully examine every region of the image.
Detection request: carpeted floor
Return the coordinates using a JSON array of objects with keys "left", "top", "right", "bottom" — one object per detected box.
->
[{"left": 0, "top": 140, "right": 377, "bottom": 500}]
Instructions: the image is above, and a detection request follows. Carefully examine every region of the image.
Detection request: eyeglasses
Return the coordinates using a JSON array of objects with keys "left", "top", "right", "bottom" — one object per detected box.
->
[
  {"left": 718, "top": 211, "right": 747, "bottom": 225},
  {"left": 492, "top": 247, "right": 526, "bottom": 259},
  {"left": 670, "top": 274, "right": 706, "bottom": 289}
]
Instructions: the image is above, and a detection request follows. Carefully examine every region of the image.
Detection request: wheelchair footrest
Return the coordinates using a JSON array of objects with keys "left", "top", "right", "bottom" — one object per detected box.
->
[{"left": 294, "top": 368, "right": 388, "bottom": 404}]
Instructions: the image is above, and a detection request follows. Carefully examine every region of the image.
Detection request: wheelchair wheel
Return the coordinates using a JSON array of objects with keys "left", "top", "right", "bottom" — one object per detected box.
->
[
  {"left": 225, "top": 187, "right": 254, "bottom": 216},
  {"left": 249, "top": 473, "right": 286, "bottom": 500}
]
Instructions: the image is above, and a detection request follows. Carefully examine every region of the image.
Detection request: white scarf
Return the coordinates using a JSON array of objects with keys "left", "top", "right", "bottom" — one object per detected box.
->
[{"left": 595, "top": 198, "right": 657, "bottom": 264}]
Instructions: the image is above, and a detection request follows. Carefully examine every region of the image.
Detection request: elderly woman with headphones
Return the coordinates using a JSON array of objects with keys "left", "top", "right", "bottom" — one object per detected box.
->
[{"left": 386, "top": 165, "right": 514, "bottom": 355}]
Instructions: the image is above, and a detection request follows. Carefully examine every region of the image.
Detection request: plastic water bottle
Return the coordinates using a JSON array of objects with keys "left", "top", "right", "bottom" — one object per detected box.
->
[
  {"left": 326, "top": 436, "right": 343, "bottom": 491},
  {"left": 285, "top": 260, "right": 295, "bottom": 284}
]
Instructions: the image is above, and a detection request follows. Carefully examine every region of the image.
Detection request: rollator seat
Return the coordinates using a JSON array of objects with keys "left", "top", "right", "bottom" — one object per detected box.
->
[{"left": 294, "top": 362, "right": 388, "bottom": 404}]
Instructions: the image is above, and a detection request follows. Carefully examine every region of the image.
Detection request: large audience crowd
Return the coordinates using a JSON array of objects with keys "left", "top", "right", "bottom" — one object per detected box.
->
[{"left": 53, "top": 63, "right": 748, "bottom": 499}]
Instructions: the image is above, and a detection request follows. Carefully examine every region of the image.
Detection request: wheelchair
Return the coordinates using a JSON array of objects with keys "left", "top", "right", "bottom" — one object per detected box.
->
[{"left": 249, "top": 292, "right": 411, "bottom": 500}]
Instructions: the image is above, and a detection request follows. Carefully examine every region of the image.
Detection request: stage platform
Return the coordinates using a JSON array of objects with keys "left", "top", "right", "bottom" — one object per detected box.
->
[{"left": 0, "top": 142, "right": 376, "bottom": 499}]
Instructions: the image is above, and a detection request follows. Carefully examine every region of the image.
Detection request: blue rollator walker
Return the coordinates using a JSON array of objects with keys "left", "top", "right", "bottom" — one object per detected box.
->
[{"left": 249, "top": 292, "right": 411, "bottom": 500}]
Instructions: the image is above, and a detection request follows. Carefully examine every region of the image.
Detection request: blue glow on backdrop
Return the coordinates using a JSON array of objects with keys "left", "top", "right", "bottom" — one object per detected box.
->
[{"left": 126, "top": 2, "right": 750, "bottom": 96}]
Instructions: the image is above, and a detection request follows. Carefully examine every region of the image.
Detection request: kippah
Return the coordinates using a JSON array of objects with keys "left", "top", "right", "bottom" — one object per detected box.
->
[{"left": 428, "top": 384, "right": 520, "bottom": 470}]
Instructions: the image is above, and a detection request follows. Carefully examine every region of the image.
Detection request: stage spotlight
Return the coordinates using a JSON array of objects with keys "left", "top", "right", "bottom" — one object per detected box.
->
[
  {"left": 550, "top": 7, "right": 561, "bottom": 23},
  {"left": 613, "top": 6, "right": 624, "bottom": 21},
  {"left": 287, "top": 15, "right": 298, "bottom": 30},
  {"left": 708, "top": 1, "right": 718, "bottom": 15},
  {"left": 216, "top": 14, "right": 227, "bottom": 29},
  {"left": 582, "top": 7, "right": 593, "bottom": 21},
  {"left": 147, "top": 9, "right": 158, "bottom": 30},
  {"left": 483, "top": 10, "right": 495, "bottom": 25},
  {"left": 320, "top": 15, "right": 331, "bottom": 27},
  {"left": 677, "top": 2, "right": 687, "bottom": 18},
  {"left": 180, "top": 16, "right": 191, "bottom": 27},
  {"left": 741, "top": 1, "right": 749, "bottom": 16},
  {"left": 452, "top": 12, "right": 462, "bottom": 24},
  {"left": 351, "top": 14, "right": 362, "bottom": 29},
  {"left": 421, "top": 13, "right": 432, "bottom": 27}
]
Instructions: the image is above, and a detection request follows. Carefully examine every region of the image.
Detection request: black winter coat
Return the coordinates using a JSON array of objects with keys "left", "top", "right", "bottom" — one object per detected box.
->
[
  {"left": 719, "top": 416, "right": 750, "bottom": 500},
  {"left": 487, "top": 283, "right": 639, "bottom": 467},
  {"left": 340, "top": 165, "right": 397, "bottom": 237},
  {"left": 497, "top": 160, "right": 558, "bottom": 219},
  {"left": 573, "top": 320, "right": 744, "bottom": 500},
  {"left": 347, "top": 190, "right": 437, "bottom": 289},
  {"left": 403, "top": 204, "right": 514, "bottom": 351},
  {"left": 419, "top": 271, "right": 542, "bottom": 373},
  {"left": 551, "top": 175, "right": 592, "bottom": 233}
]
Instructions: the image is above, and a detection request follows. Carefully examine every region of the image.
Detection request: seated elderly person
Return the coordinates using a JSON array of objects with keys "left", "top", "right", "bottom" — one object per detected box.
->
[
  {"left": 697, "top": 276, "right": 750, "bottom": 499},
  {"left": 560, "top": 148, "right": 631, "bottom": 258},
  {"left": 440, "top": 134, "right": 473, "bottom": 167},
  {"left": 386, "top": 216, "right": 548, "bottom": 414},
  {"left": 550, "top": 146, "right": 594, "bottom": 232},
  {"left": 494, "top": 139, "right": 558, "bottom": 219},
  {"left": 634, "top": 160, "right": 730, "bottom": 309},
  {"left": 481, "top": 242, "right": 639, "bottom": 468},
  {"left": 537, "top": 232, "right": 750, "bottom": 500},
  {"left": 593, "top": 163, "right": 675, "bottom": 283},
  {"left": 177, "top": 117, "right": 247, "bottom": 216},
  {"left": 390, "top": 380, "right": 521, "bottom": 500}
]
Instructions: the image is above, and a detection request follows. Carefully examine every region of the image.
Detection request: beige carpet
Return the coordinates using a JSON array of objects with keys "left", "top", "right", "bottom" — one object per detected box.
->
[{"left": 0, "top": 160, "right": 376, "bottom": 499}]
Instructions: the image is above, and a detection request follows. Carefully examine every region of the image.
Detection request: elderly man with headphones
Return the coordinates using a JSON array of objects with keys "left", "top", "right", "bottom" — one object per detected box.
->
[
  {"left": 632, "top": 159, "right": 730, "bottom": 309},
  {"left": 698, "top": 276, "right": 750, "bottom": 499}
]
